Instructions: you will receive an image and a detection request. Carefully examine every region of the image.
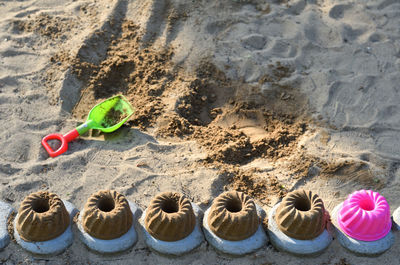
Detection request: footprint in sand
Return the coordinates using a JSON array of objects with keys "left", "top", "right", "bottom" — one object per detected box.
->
[
  {"left": 328, "top": 4, "right": 351, "bottom": 20},
  {"left": 270, "top": 39, "right": 298, "bottom": 58},
  {"left": 241, "top": 34, "right": 266, "bottom": 50},
  {"left": 377, "top": 0, "right": 399, "bottom": 10},
  {"left": 340, "top": 24, "right": 367, "bottom": 43},
  {"left": 0, "top": 134, "right": 33, "bottom": 163},
  {"left": 368, "top": 32, "right": 385, "bottom": 42}
]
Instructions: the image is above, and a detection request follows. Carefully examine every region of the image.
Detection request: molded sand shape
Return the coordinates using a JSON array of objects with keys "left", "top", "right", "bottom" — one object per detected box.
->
[
  {"left": 0, "top": 201, "right": 14, "bottom": 250},
  {"left": 14, "top": 191, "right": 77, "bottom": 255},
  {"left": 139, "top": 192, "right": 204, "bottom": 256},
  {"left": 77, "top": 190, "right": 139, "bottom": 254},
  {"left": 203, "top": 191, "right": 268, "bottom": 256},
  {"left": 268, "top": 190, "right": 332, "bottom": 256},
  {"left": 332, "top": 190, "right": 394, "bottom": 256}
]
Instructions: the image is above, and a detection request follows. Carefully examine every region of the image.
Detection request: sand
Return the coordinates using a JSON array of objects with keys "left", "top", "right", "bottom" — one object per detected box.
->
[{"left": 1, "top": 0, "right": 400, "bottom": 264}]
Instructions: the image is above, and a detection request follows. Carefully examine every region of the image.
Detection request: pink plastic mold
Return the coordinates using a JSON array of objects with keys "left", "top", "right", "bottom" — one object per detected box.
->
[{"left": 338, "top": 190, "right": 391, "bottom": 241}]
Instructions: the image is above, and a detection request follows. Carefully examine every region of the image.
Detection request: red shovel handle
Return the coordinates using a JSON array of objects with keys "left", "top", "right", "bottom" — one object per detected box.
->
[
  {"left": 41, "top": 134, "right": 68, "bottom": 157},
  {"left": 41, "top": 129, "right": 79, "bottom": 157}
]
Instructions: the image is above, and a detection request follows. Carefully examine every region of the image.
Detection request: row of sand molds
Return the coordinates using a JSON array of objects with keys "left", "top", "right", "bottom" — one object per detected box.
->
[
  {"left": 140, "top": 191, "right": 268, "bottom": 256},
  {"left": 7, "top": 190, "right": 136, "bottom": 255},
  {"left": 2, "top": 189, "right": 398, "bottom": 257},
  {"left": 3, "top": 190, "right": 266, "bottom": 256}
]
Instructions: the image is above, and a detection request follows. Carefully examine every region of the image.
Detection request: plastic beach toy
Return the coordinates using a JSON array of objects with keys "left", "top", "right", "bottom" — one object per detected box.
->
[
  {"left": 338, "top": 190, "right": 391, "bottom": 241},
  {"left": 42, "top": 95, "right": 134, "bottom": 157}
]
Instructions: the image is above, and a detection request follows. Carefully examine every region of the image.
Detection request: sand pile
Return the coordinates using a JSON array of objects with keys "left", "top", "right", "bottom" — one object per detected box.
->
[
  {"left": 52, "top": 18, "right": 313, "bottom": 204},
  {"left": 60, "top": 17, "right": 383, "bottom": 206}
]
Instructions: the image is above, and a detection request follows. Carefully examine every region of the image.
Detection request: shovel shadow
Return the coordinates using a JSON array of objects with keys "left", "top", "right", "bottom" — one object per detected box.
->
[{"left": 68, "top": 126, "right": 158, "bottom": 153}]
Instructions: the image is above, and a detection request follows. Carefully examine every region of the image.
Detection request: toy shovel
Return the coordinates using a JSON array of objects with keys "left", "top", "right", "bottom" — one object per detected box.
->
[{"left": 42, "top": 95, "right": 134, "bottom": 157}]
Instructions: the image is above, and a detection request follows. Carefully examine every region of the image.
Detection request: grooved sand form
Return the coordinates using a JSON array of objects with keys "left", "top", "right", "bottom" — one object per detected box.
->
[
  {"left": 145, "top": 192, "right": 196, "bottom": 242},
  {"left": 208, "top": 191, "right": 259, "bottom": 241},
  {"left": 275, "top": 190, "right": 326, "bottom": 240},
  {"left": 268, "top": 203, "right": 332, "bottom": 256},
  {"left": 81, "top": 190, "right": 133, "bottom": 240},
  {"left": 16, "top": 191, "right": 70, "bottom": 242},
  {"left": 14, "top": 200, "right": 77, "bottom": 255}
]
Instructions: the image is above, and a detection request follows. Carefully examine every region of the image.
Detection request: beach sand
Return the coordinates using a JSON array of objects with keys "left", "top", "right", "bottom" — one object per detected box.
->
[{"left": 1, "top": 0, "right": 400, "bottom": 264}]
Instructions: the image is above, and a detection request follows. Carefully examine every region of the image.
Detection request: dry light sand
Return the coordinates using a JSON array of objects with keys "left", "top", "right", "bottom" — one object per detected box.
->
[{"left": 1, "top": 0, "right": 400, "bottom": 264}]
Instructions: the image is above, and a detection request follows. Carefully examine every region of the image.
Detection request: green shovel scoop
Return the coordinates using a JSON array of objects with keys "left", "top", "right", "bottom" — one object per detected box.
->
[{"left": 42, "top": 95, "right": 134, "bottom": 157}]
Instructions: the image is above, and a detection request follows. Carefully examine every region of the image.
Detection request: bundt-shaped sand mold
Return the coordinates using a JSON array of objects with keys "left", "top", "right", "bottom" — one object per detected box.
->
[
  {"left": 338, "top": 189, "right": 391, "bottom": 241},
  {"left": 208, "top": 191, "right": 259, "bottom": 241},
  {"left": 81, "top": 190, "right": 133, "bottom": 240},
  {"left": 268, "top": 189, "right": 332, "bottom": 256},
  {"left": 145, "top": 192, "right": 196, "bottom": 242},
  {"left": 275, "top": 189, "right": 326, "bottom": 240},
  {"left": 16, "top": 191, "right": 70, "bottom": 242}
]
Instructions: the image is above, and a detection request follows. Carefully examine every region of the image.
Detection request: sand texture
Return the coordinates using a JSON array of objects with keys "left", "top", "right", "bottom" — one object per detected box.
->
[{"left": 1, "top": 0, "right": 400, "bottom": 264}]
